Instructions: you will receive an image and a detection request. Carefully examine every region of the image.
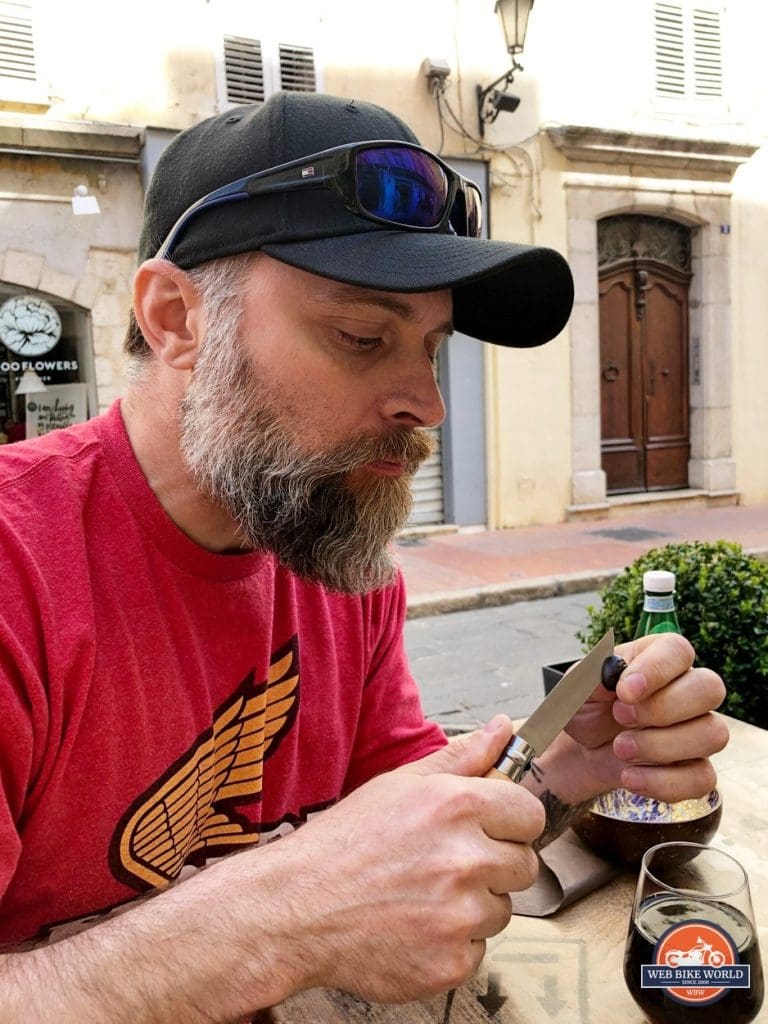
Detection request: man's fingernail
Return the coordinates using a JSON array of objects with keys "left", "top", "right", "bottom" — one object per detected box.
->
[
  {"left": 484, "top": 714, "right": 507, "bottom": 734},
  {"left": 621, "top": 673, "right": 647, "bottom": 700},
  {"left": 613, "top": 701, "right": 637, "bottom": 725},
  {"left": 614, "top": 733, "right": 638, "bottom": 760}
]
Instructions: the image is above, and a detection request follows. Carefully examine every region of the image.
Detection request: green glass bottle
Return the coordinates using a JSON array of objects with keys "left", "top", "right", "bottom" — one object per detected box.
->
[
  {"left": 634, "top": 570, "right": 681, "bottom": 638},
  {"left": 586, "top": 568, "right": 697, "bottom": 825}
]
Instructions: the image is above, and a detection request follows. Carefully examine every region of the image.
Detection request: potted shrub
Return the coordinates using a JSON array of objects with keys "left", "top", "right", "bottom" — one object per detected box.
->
[{"left": 576, "top": 540, "right": 768, "bottom": 729}]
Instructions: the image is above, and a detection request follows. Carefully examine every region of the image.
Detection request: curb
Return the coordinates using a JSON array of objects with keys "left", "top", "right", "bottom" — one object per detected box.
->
[
  {"left": 404, "top": 545, "right": 768, "bottom": 619},
  {"left": 405, "top": 567, "right": 622, "bottom": 619}
]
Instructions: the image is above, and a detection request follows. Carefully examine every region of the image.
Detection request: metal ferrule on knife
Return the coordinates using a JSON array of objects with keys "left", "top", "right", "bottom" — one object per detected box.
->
[{"left": 493, "top": 735, "right": 535, "bottom": 782}]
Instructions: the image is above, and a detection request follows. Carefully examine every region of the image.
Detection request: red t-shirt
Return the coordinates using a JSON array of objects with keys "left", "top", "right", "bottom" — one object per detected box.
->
[{"left": 0, "top": 401, "right": 445, "bottom": 945}]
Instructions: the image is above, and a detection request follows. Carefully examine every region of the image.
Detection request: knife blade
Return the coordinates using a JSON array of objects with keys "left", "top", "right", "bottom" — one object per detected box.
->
[{"left": 487, "top": 628, "right": 615, "bottom": 783}]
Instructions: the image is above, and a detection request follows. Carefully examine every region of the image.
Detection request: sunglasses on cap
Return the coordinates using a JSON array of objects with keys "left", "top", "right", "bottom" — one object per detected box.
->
[{"left": 156, "top": 140, "right": 483, "bottom": 260}]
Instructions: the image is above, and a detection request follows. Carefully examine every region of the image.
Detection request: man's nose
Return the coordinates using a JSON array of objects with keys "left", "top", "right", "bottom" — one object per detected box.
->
[{"left": 379, "top": 356, "right": 446, "bottom": 430}]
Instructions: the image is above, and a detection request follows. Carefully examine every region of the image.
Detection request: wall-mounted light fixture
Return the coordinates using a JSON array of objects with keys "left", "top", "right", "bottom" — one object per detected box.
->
[
  {"left": 71, "top": 184, "right": 100, "bottom": 215},
  {"left": 476, "top": 0, "right": 535, "bottom": 137}
]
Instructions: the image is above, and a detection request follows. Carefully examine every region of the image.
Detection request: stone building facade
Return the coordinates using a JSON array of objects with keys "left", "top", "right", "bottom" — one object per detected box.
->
[{"left": 2, "top": 0, "right": 766, "bottom": 527}]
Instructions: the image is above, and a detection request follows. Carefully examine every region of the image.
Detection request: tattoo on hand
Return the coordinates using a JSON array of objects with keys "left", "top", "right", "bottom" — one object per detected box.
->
[{"left": 529, "top": 761, "right": 594, "bottom": 852}]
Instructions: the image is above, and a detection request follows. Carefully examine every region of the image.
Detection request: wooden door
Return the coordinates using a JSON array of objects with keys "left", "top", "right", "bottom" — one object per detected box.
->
[{"left": 599, "top": 261, "right": 691, "bottom": 493}]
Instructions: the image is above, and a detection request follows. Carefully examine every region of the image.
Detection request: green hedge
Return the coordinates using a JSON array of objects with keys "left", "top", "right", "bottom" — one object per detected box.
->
[{"left": 577, "top": 540, "right": 768, "bottom": 728}]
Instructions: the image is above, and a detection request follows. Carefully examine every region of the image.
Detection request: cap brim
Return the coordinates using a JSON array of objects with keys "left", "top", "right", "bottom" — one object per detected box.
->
[{"left": 262, "top": 231, "right": 574, "bottom": 348}]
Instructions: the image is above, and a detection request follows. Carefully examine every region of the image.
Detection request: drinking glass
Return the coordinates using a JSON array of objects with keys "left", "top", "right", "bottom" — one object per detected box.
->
[{"left": 623, "top": 841, "right": 764, "bottom": 1023}]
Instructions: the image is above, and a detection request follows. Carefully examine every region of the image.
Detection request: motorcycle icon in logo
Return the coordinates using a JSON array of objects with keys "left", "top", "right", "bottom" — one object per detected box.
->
[{"left": 664, "top": 937, "right": 727, "bottom": 969}]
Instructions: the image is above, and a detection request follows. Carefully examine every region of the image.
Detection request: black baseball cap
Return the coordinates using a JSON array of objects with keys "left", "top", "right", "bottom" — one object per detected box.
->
[{"left": 139, "top": 92, "right": 573, "bottom": 348}]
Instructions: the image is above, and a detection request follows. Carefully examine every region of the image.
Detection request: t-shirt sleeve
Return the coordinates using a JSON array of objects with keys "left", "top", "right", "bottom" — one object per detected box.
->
[
  {"left": 0, "top": 511, "right": 54, "bottom": 910},
  {"left": 0, "top": 618, "right": 38, "bottom": 905},
  {"left": 342, "top": 573, "right": 446, "bottom": 793}
]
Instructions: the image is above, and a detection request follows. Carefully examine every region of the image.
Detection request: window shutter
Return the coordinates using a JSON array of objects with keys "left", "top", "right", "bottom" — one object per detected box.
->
[
  {"left": 654, "top": 2, "right": 723, "bottom": 100},
  {"left": 692, "top": 7, "right": 722, "bottom": 97},
  {"left": 0, "top": 0, "right": 36, "bottom": 82},
  {"left": 224, "top": 34, "right": 265, "bottom": 104},
  {"left": 654, "top": 3, "right": 685, "bottom": 96},
  {"left": 278, "top": 43, "right": 316, "bottom": 93}
]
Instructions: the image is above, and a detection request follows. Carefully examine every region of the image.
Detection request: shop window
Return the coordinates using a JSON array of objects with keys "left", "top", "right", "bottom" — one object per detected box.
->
[{"left": 0, "top": 286, "right": 96, "bottom": 444}]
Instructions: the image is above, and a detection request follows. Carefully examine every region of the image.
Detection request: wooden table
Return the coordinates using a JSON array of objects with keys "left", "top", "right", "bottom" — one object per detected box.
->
[{"left": 273, "top": 716, "right": 768, "bottom": 1022}]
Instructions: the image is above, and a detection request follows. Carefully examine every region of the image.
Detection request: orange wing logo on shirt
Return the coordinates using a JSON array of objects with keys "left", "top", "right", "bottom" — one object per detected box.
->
[{"left": 110, "top": 639, "right": 299, "bottom": 892}]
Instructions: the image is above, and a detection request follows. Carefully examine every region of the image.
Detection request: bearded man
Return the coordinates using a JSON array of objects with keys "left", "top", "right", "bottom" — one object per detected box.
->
[{"left": 0, "top": 93, "right": 727, "bottom": 1021}]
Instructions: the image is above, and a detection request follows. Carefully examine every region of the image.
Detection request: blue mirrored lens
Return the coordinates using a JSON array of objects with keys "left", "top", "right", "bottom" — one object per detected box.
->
[{"left": 355, "top": 147, "right": 449, "bottom": 228}]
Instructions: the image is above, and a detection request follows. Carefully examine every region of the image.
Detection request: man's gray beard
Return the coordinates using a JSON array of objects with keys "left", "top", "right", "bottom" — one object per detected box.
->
[{"left": 179, "top": 325, "right": 434, "bottom": 595}]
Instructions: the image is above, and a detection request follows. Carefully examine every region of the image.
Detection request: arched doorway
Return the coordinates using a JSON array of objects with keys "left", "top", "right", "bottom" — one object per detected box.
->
[{"left": 598, "top": 215, "right": 692, "bottom": 493}]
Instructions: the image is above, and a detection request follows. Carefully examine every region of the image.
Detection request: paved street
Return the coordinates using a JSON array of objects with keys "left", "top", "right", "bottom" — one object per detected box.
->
[{"left": 405, "top": 591, "right": 599, "bottom": 731}]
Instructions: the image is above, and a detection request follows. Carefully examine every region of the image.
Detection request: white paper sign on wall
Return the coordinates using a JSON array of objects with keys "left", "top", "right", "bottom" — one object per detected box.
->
[{"left": 25, "top": 383, "right": 88, "bottom": 438}]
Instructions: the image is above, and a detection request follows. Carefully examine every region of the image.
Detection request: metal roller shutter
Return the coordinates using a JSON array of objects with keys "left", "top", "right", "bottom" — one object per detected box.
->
[{"left": 408, "top": 426, "right": 444, "bottom": 526}]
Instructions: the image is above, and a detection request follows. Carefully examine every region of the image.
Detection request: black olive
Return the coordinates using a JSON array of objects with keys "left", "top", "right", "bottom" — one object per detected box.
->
[{"left": 601, "top": 654, "right": 628, "bottom": 692}]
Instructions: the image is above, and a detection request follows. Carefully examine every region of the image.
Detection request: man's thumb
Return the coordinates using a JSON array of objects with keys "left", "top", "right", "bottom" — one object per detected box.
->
[{"left": 402, "top": 715, "right": 516, "bottom": 778}]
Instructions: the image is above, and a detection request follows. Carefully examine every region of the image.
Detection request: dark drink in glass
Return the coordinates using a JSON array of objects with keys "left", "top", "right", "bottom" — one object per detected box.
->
[
  {"left": 623, "top": 843, "right": 764, "bottom": 1024},
  {"left": 624, "top": 895, "right": 764, "bottom": 1023}
]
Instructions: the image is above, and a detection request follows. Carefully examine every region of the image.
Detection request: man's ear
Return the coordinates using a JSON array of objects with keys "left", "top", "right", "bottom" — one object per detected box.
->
[{"left": 133, "top": 259, "right": 203, "bottom": 370}]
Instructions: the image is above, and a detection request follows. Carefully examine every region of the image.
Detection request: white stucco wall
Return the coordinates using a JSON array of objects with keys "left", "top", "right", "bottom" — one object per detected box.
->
[{"left": 730, "top": 151, "right": 768, "bottom": 505}]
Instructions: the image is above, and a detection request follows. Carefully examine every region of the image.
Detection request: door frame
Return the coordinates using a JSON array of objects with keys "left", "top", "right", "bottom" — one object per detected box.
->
[{"left": 562, "top": 181, "right": 736, "bottom": 510}]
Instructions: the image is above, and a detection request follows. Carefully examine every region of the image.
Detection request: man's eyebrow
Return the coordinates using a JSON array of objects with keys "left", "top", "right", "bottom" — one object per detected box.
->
[{"left": 319, "top": 283, "right": 454, "bottom": 334}]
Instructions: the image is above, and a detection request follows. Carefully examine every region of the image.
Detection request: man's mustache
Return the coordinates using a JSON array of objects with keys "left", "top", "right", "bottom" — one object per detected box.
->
[{"left": 342, "top": 427, "right": 435, "bottom": 475}]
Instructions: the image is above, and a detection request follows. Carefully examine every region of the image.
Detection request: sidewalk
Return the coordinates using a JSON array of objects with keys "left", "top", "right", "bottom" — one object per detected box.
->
[{"left": 396, "top": 501, "right": 768, "bottom": 618}]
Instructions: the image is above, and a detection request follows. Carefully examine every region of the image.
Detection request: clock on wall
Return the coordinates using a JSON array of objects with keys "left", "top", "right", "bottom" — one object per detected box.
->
[{"left": 0, "top": 295, "right": 63, "bottom": 357}]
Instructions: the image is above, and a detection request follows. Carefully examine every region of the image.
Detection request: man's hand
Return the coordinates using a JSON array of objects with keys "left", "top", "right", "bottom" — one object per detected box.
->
[
  {"left": 563, "top": 632, "right": 729, "bottom": 802},
  {"left": 273, "top": 721, "right": 545, "bottom": 1004},
  {"left": 2, "top": 725, "right": 542, "bottom": 1022}
]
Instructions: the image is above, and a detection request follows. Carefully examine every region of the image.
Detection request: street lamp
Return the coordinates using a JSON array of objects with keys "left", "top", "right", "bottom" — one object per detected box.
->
[{"left": 477, "top": 0, "right": 535, "bottom": 137}]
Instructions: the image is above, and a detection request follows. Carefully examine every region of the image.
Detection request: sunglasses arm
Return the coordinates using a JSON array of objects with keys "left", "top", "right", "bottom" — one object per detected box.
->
[
  {"left": 155, "top": 169, "right": 338, "bottom": 260},
  {"left": 243, "top": 153, "right": 348, "bottom": 198},
  {"left": 156, "top": 192, "right": 251, "bottom": 260},
  {"left": 244, "top": 174, "right": 335, "bottom": 198}
]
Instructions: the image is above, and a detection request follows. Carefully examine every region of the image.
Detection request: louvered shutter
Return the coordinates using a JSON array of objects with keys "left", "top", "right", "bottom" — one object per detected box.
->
[
  {"left": 223, "top": 34, "right": 265, "bottom": 104},
  {"left": 654, "top": 3, "right": 723, "bottom": 100},
  {"left": 0, "top": 0, "right": 35, "bottom": 82},
  {"left": 278, "top": 44, "right": 316, "bottom": 93},
  {"left": 655, "top": 3, "right": 685, "bottom": 96},
  {"left": 692, "top": 8, "right": 722, "bottom": 97}
]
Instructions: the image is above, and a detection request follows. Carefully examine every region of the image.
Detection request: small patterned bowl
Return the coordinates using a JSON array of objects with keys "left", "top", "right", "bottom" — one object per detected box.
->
[{"left": 573, "top": 788, "right": 722, "bottom": 868}]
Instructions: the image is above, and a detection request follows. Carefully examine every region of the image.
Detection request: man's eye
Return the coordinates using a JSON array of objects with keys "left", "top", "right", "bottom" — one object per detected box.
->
[{"left": 337, "top": 331, "right": 384, "bottom": 351}]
